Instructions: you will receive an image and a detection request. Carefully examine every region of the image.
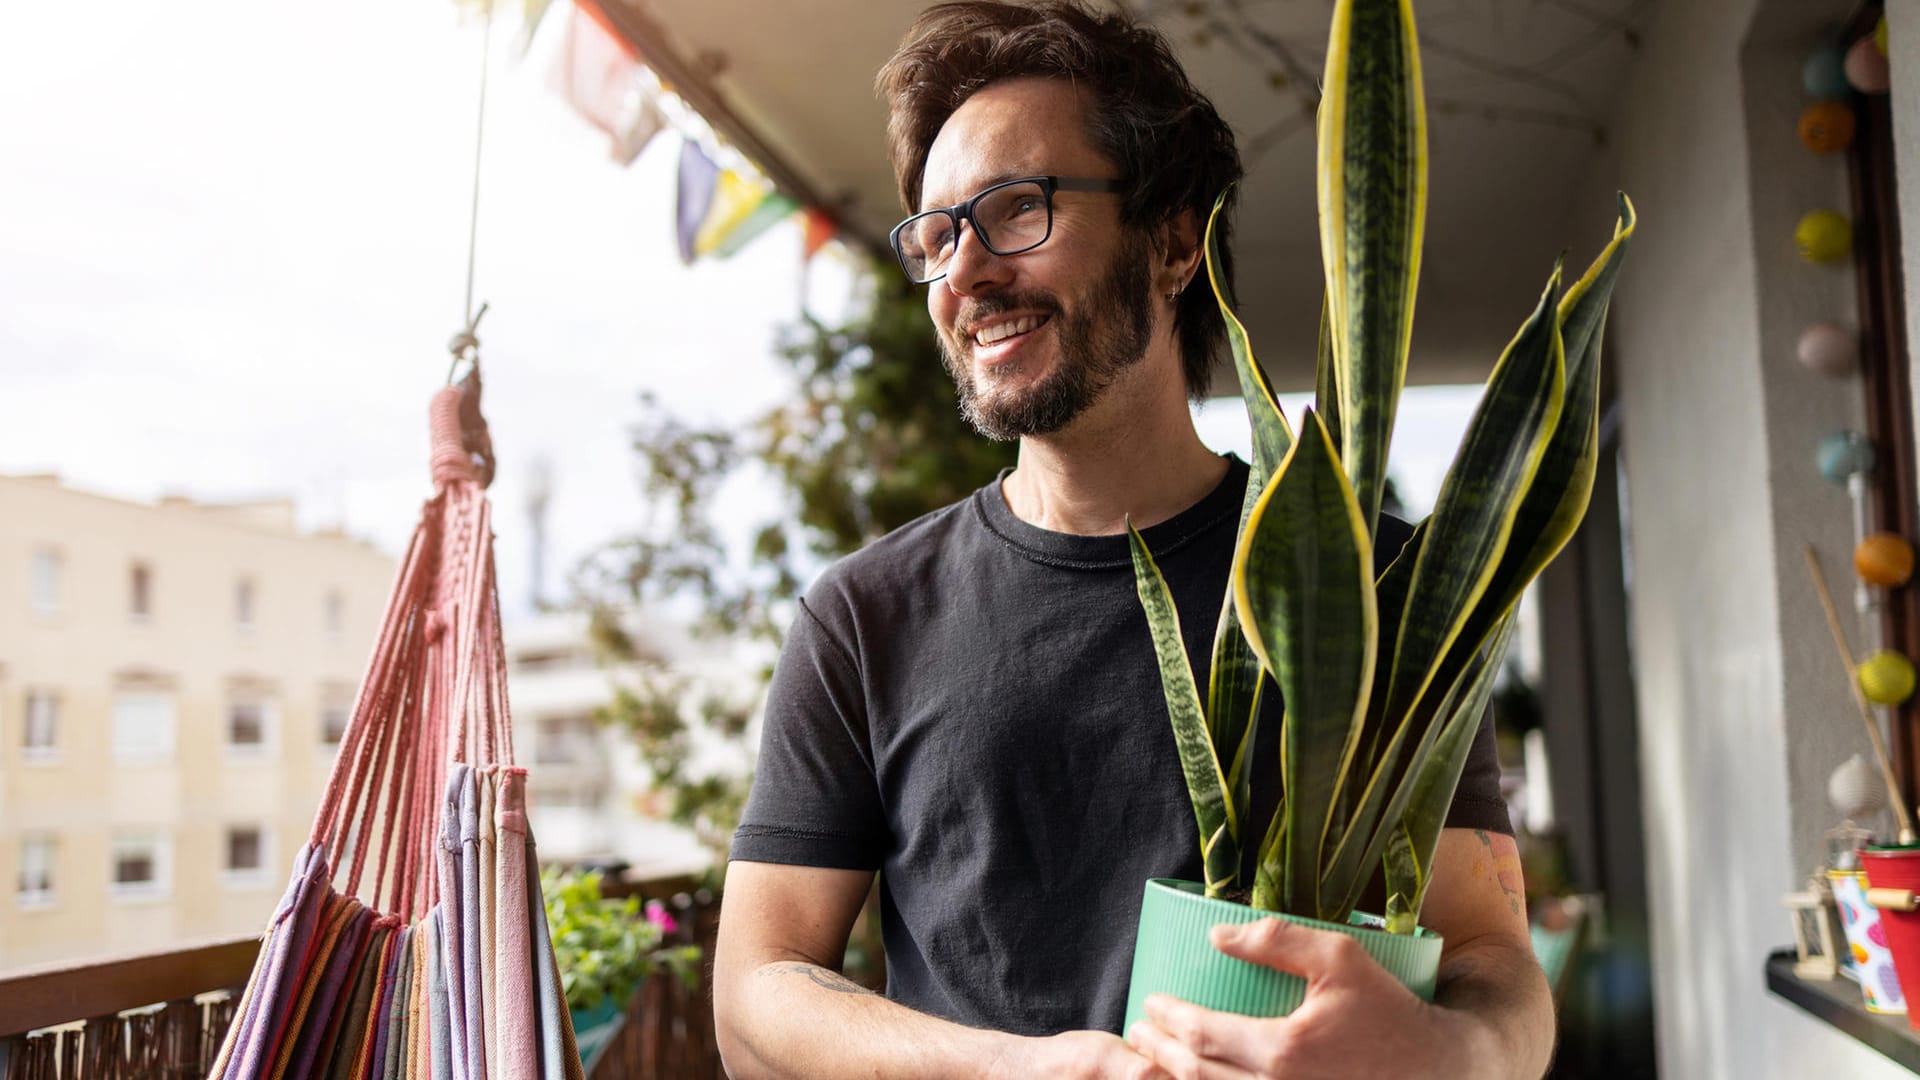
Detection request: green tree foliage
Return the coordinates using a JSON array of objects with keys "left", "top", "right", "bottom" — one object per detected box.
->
[{"left": 580, "top": 268, "right": 1015, "bottom": 871}]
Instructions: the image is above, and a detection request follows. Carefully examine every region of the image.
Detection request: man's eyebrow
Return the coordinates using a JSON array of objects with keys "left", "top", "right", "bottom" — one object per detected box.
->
[{"left": 920, "top": 169, "right": 1041, "bottom": 210}]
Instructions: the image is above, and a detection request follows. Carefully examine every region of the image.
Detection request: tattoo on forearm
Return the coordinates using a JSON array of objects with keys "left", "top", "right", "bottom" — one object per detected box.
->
[
  {"left": 761, "top": 961, "right": 873, "bottom": 995},
  {"left": 1473, "top": 830, "right": 1525, "bottom": 916}
]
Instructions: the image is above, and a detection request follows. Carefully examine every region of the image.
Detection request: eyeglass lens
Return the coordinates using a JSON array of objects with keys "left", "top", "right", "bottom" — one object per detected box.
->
[{"left": 897, "top": 180, "right": 1052, "bottom": 282}]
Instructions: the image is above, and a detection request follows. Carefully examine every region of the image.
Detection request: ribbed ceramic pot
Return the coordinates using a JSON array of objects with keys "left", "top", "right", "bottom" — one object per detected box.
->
[{"left": 1123, "top": 878, "right": 1445, "bottom": 1032}]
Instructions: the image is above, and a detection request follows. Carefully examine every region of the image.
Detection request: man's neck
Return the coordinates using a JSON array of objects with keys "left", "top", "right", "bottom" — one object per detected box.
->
[{"left": 999, "top": 369, "right": 1228, "bottom": 537}]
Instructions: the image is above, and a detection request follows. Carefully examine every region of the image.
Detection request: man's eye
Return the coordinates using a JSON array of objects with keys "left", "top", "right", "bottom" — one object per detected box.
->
[{"left": 1011, "top": 198, "right": 1041, "bottom": 215}]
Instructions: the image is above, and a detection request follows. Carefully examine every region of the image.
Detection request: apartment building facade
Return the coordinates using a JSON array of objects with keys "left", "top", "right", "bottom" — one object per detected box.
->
[{"left": 0, "top": 474, "right": 392, "bottom": 973}]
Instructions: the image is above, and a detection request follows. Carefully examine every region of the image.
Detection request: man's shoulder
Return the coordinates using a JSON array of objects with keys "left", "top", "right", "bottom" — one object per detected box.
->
[{"left": 803, "top": 489, "right": 985, "bottom": 619}]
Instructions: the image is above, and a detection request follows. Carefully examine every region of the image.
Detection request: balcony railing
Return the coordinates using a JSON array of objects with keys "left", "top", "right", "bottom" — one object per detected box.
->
[{"left": 0, "top": 876, "right": 724, "bottom": 1080}]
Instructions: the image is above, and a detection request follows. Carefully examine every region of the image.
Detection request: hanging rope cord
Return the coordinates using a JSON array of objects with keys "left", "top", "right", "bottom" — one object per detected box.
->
[{"left": 308, "top": 6, "right": 513, "bottom": 924}]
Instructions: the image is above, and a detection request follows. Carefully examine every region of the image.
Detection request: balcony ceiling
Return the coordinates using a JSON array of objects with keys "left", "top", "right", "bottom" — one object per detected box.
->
[{"left": 619, "top": 0, "right": 1653, "bottom": 390}]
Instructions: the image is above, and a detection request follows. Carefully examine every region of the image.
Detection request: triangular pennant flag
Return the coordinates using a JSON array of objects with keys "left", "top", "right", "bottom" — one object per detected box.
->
[
  {"left": 693, "top": 169, "right": 768, "bottom": 257},
  {"left": 711, "top": 191, "right": 801, "bottom": 259},
  {"left": 548, "top": 2, "right": 641, "bottom": 138},
  {"left": 609, "top": 93, "right": 667, "bottom": 166},
  {"left": 676, "top": 140, "right": 721, "bottom": 265},
  {"left": 802, "top": 207, "right": 838, "bottom": 262}
]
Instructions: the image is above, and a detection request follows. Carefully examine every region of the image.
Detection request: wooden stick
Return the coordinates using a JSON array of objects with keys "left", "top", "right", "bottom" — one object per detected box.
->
[{"left": 1804, "top": 544, "right": 1917, "bottom": 843}]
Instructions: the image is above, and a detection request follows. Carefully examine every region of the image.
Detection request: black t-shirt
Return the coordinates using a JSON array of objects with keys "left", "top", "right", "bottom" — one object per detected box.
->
[{"left": 732, "top": 455, "right": 1511, "bottom": 1036}]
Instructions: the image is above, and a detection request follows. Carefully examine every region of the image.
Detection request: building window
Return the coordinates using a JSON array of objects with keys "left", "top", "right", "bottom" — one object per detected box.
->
[
  {"left": 223, "top": 825, "right": 270, "bottom": 887},
  {"left": 535, "top": 713, "right": 598, "bottom": 766},
  {"left": 227, "top": 701, "right": 271, "bottom": 752},
  {"left": 111, "top": 692, "right": 176, "bottom": 763},
  {"left": 130, "top": 562, "right": 153, "bottom": 621},
  {"left": 17, "top": 833, "right": 55, "bottom": 907},
  {"left": 109, "top": 831, "right": 171, "bottom": 899},
  {"left": 320, "top": 704, "right": 350, "bottom": 747},
  {"left": 236, "top": 578, "right": 256, "bottom": 632},
  {"left": 325, "top": 589, "right": 345, "bottom": 635},
  {"left": 30, "top": 550, "right": 60, "bottom": 614},
  {"left": 23, "top": 691, "right": 58, "bottom": 761}
]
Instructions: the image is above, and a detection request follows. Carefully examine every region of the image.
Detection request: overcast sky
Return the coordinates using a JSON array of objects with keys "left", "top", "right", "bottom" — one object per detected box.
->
[{"left": 0, "top": 0, "right": 1479, "bottom": 619}]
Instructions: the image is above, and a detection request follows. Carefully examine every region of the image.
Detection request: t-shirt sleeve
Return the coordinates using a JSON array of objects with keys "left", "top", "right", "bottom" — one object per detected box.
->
[
  {"left": 1443, "top": 702, "right": 1512, "bottom": 835},
  {"left": 730, "top": 595, "right": 889, "bottom": 870}
]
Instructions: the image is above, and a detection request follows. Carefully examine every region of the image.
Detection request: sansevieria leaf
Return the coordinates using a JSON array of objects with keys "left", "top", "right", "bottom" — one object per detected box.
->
[
  {"left": 1316, "top": 292, "right": 1343, "bottom": 460},
  {"left": 1234, "top": 411, "right": 1376, "bottom": 918},
  {"left": 1317, "top": 261, "right": 1566, "bottom": 912},
  {"left": 1205, "top": 188, "right": 1291, "bottom": 481},
  {"left": 1201, "top": 187, "right": 1291, "bottom": 847},
  {"left": 1382, "top": 615, "right": 1518, "bottom": 929},
  {"left": 1319, "top": 0, "right": 1427, "bottom": 536},
  {"left": 1129, "top": 524, "right": 1238, "bottom": 896},
  {"left": 1380, "top": 262, "right": 1565, "bottom": 732},
  {"left": 1419, "top": 195, "right": 1638, "bottom": 716}
]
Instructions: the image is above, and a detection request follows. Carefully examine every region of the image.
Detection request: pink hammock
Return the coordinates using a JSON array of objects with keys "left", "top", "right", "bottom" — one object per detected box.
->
[{"left": 208, "top": 377, "right": 583, "bottom": 1080}]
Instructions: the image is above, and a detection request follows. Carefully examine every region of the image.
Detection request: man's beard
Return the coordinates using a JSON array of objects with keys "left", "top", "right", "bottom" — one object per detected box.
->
[{"left": 939, "top": 234, "right": 1156, "bottom": 441}]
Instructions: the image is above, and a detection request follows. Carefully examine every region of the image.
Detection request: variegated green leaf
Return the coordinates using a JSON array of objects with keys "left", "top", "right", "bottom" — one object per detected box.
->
[
  {"left": 1201, "top": 187, "right": 1291, "bottom": 855},
  {"left": 1205, "top": 189, "right": 1292, "bottom": 480},
  {"left": 1410, "top": 197, "right": 1636, "bottom": 740},
  {"left": 1129, "top": 523, "right": 1238, "bottom": 896},
  {"left": 1316, "top": 291, "right": 1343, "bottom": 459},
  {"left": 1316, "top": 262, "right": 1565, "bottom": 911},
  {"left": 1380, "top": 615, "right": 1517, "bottom": 926},
  {"left": 1381, "top": 262, "right": 1565, "bottom": 730},
  {"left": 1342, "top": 518, "right": 1426, "bottom": 827},
  {"left": 1319, "top": 0, "right": 1427, "bottom": 536},
  {"left": 1235, "top": 411, "right": 1377, "bottom": 918},
  {"left": 1251, "top": 802, "right": 1286, "bottom": 912}
]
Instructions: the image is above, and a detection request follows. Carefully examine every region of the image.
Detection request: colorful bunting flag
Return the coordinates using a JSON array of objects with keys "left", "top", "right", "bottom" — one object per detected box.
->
[
  {"left": 695, "top": 171, "right": 801, "bottom": 259},
  {"left": 803, "top": 207, "right": 838, "bottom": 262},
  {"left": 676, "top": 139, "right": 721, "bottom": 264},
  {"left": 548, "top": 1, "right": 665, "bottom": 166}
]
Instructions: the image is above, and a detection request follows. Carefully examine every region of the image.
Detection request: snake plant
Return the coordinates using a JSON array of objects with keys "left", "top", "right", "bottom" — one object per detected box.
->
[{"left": 1129, "top": 0, "right": 1636, "bottom": 932}]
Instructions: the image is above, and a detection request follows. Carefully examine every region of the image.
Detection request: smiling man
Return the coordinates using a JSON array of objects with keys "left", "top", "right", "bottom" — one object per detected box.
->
[{"left": 711, "top": 4, "right": 1553, "bottom": 1079}]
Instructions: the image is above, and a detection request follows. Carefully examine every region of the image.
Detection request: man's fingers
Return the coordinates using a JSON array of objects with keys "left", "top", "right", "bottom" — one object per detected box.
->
[
  {"left": 1132, "top": 995, "right": 1274, "bottom": 1078},
  {"left": 1209, "top": 917, "right": 1369, "bottom": 983}
]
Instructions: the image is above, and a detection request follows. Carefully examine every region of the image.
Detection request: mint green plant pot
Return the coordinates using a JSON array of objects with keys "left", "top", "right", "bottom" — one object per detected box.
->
[{"left": 1123, "top": 878, "right": 1445, "bottom": 1031}]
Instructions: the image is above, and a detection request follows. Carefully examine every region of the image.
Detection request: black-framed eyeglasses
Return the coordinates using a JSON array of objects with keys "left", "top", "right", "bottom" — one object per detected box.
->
[{"left": 889, "top": 175, "right": 1124, "bottom": 284}]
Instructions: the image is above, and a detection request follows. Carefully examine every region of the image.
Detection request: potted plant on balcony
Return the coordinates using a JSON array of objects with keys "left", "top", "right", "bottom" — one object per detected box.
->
[
  {"left": 1122, "top": 0, "right": 1635, "bottom": 1026},
  {"left": 543, "top": 868, "right": 702, "bottom": 1064}
]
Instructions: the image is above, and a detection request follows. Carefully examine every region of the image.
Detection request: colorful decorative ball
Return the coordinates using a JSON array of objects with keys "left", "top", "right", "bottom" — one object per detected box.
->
[
  {"left": 1876, "top": 16, "right": 1888, "bottom": 57},
  {"left": 1797, "top": 209, "right": 1854, "bottom": 263},
  {"left": 1805, "top": 44, "right": 1852, "bottom": 99},
  {"left": 1799, "top": 100, "right": 1857, "bottom": 153},
  {"left": 1797, "top": 322, "right": 1857, "bottom": 376},
  {"left": 1847, "top": 36, "right": 1892, "bottom": 95},
  {"left": 1857, "top": 532, "right": 1915, "bottom": 587},
  {"left": 1859, "top": 650, "right": 1917, "bottom": 705},
  {"left": 1818, "top": 431, "right": 1875, "bottom": 483}
]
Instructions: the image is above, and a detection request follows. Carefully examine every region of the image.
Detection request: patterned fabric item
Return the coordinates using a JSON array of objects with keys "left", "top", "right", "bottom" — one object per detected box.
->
[{"left": 208, "top": 382, "right": 584, "bottom": 1079}]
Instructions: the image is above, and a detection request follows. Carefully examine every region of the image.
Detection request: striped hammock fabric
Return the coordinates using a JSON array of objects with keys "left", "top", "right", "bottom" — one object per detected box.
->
[{"left": 209, "top": 380, "right": 583, "bottom": 1080}]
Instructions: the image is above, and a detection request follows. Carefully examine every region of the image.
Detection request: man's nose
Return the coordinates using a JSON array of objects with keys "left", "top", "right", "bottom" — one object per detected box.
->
[{"left": 942, "top": 220, "right": 1012, "bottom": 299}]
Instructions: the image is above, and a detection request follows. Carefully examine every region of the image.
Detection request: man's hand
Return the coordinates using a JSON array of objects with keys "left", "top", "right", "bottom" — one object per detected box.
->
[
  {"left": 1124, "top": 919, "right": 1492, "bottom": 1080},
  {"left": 988, "top": 1030, "right": 1173, "bottom": 1080}
]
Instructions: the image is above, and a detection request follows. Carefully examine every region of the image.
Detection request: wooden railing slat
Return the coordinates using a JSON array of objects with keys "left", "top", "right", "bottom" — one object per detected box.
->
[{"left": 0, "top": 937, "right": 259, "bottom": 1038}]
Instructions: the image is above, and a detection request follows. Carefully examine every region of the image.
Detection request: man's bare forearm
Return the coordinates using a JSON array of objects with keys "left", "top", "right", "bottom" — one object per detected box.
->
[
  {"left": 717, "top": 958, "right": 1011, "bottom": 1080},
  {"left": 1433, "top": 938, "right": 1556, "bottom": 1080}
]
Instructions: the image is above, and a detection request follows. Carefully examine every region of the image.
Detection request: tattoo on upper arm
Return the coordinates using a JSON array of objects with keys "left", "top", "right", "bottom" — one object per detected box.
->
[
  {"left": 1473, "top": 829, "right": 1525, "bottom": 917},
  {"left": 760, "top": 961, "right": 873, "bottom": 995}
]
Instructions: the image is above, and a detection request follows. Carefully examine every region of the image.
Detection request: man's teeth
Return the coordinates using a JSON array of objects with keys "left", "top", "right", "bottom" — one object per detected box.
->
[{"left": 975, "top": 315, "right": 1046, "bottom": 346}]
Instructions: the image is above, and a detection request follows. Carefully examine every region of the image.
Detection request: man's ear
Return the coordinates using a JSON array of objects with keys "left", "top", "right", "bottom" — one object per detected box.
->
[{"left": 1157, "top": 210, "right": 1204, "bottom": 296}]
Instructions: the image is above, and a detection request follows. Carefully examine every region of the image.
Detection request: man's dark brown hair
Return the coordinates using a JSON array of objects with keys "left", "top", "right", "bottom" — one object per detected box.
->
[{"left": 876, "top": 0, "right": 1244, "bottom": 398}]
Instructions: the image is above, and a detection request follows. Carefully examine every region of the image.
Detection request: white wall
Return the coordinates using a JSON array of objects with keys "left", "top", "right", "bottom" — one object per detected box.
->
[{"left": 1572, "top": 0, "right": 1908, "bottom": 1074}]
